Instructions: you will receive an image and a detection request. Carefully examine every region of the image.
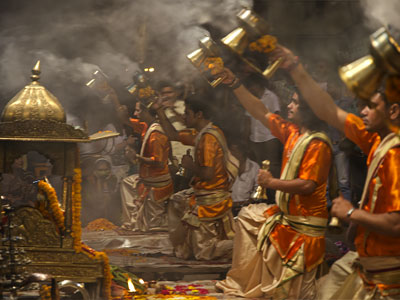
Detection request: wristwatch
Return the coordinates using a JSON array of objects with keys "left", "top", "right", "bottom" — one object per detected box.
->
[{"left": 346, "top": 207, "right": 355, "bottom": 218}]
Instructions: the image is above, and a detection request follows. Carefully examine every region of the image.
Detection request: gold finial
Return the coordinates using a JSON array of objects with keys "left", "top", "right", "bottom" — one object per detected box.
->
[{"left": 31, "top": 60, "right": 41, "bottom": 82}]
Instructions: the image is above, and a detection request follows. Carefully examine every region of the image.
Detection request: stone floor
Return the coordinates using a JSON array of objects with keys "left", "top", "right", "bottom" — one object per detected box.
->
[{"left": 82, "top": 226, "right": 349, "bottom": 299}]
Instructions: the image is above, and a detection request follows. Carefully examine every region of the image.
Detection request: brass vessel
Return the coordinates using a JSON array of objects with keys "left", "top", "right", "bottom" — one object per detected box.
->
[
  {"left": 339, "top": 27, "right": 400, "bottom": 100},
  {"left": 251, "top": 160, "right": 270, "bottom": 201},
  {"left": 186, "top": 36, "right": 224, "bottom": 87},
  {"left": 221, "top": 9, "right": 282, "bottom": 80}
]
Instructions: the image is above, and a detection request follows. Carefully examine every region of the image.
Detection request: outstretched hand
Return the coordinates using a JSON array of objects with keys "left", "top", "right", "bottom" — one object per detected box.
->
[
  {"left": 270, "top": 45, "right": 299, "bottom": 71},
  {"left": 211, "top": 67, "right": 237, "bottom": 86}
]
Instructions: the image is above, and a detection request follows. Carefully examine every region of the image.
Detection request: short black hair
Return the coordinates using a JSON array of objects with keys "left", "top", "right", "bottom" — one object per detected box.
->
[
  {"left": 184, "top": 93, "right": 215, "bottom": 120},
  {"left": 157, "top": 80, "right": 176, "bottom": 91}
]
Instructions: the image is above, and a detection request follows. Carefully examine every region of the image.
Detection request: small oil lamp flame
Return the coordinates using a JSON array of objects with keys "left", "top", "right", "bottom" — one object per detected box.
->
[
  {"left": 139, "top": 278, "right": 145, "bottom": 285},
  {"left": 127, "top": 278, "right": 136, "bottom": 293}
]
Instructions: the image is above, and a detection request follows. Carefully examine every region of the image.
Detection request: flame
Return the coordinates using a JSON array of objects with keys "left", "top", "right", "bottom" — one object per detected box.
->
[
  {"left": 127, "top": 278, "right": 136, "bottom": 292},
  {"left": 139, "top": 278, "right": 145, "bottom": 285}
]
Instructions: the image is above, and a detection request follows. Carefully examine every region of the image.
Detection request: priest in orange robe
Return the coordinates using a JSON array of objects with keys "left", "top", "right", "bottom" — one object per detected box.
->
[
  {"left": 120, "top": 101, "right": 173, "bottom": 231},
  {"left": 271, "top": 43, "right": 400, "bottom": 299},
  {"left": 154, "top": 94, "right": 239, "bottom": 260},
  {"left": 213, "top": 68, "right": 332, "bottom": 299}
]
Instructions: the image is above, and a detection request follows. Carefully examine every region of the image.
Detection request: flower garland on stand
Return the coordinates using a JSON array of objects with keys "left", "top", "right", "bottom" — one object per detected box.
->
[
  {"left": 37, "top": 168, "right": 112, "bottom": 300},
  {"left": 37, "top": 181, "right": 65, "bottom": 231},
  {"left": 71, "top": 168, "right": 82, "bottom": 252}
]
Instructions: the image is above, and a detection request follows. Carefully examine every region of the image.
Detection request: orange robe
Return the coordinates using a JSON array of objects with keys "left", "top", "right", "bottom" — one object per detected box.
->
[
  {"left": 268, "top": 114, "right": 332, "bottom": 271},
  {"left": 179, "top": 125, "right": 232, "bottom": 219},
  {"left": 344, "top": 114, "right": 400, "bottom": 257},
  {"left": 216, "top": 115, "right": 332, "bottom": 298},
  {"left": 129, "top": 119, "right": 173, "bottom": 201},
  {"left": 170, "top": 124, "right": 235, "bottom": 260}
]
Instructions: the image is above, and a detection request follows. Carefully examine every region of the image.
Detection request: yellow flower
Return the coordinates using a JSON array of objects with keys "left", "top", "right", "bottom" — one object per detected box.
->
[
  {"left": 38, "top": 181, "right": 65, "bottom": 231},
  {"left": 249, "top": 35, "right": 277, "bottom": 53},
  {"left": 202, "top": 57, "right": 224, "bottom": 75},
  {"left": 138, "top": 86, "right": 156, "bottom": 99},
  {"left": 39, "top": 284, "right": 51, "bottom": 300}
]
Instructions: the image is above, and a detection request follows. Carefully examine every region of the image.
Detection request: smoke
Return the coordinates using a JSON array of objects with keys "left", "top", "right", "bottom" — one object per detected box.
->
[
  {"left": 0, "top": 0, "right": 252, "bottom": 130},
  {"left": 360, "top": 0, "right": 400, "bottom": 30}
]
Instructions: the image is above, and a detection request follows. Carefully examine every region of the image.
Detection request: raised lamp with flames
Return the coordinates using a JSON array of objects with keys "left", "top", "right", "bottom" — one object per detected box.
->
[{"left": 221, "top": 8, "right": 283, "bottom": 79}]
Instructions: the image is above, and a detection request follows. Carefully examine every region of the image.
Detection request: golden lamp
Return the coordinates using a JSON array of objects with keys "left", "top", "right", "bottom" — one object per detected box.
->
[
  {"left": 186, "top": 36, "right": 224, "bottom": 87},
  {"left": 221, "top": 9, "right": 283, "bottom": 79},
  {"left": 339, "top": 27, "right": 400, "bottom": 101}
]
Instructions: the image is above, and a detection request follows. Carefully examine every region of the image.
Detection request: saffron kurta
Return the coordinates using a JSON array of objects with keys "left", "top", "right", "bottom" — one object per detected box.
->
[
  {"left": 268, "top": 114, "right": 331, "bottom": 271},
  {"left": 217, "top": 114, "right": 332, "bottom": 299},
  {"left": 168, "top": 123, "right": 236, "bottom": 260},
  {"left": 121, "top": 120, "right": 173, "bottom": 231},
  {"left": 319, "top": 114, "right": 400, "bottom": 300},
  {"left": 344, "top": 114, "right": 400, "bottom": 258}
]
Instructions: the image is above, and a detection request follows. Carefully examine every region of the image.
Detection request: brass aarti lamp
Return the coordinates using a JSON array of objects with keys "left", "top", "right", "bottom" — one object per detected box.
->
[
  {"left": 186, "top": 36, "right": 224, "bottom": 87},
  {"left": 221, "top": 9, "right": 282, "bottom": 79},
  {"left": 339, "top": 27, "right": 400, "bottom": 100}
]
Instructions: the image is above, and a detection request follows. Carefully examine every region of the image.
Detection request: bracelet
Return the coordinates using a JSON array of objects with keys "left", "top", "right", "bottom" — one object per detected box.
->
[
  {"left": 287, "top": 56, "right": 300, "bottom": 72},
  {"left": 228, "top": 77, "right": 242, "bottom": 89},
  {"left": 346, "top": 207, "right": 355, "bottom": 218}
]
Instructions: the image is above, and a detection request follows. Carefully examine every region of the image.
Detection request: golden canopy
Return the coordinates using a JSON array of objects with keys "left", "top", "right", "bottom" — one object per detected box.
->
[{"left": 0, "top": 61, "right": 118, "bottom": 142}]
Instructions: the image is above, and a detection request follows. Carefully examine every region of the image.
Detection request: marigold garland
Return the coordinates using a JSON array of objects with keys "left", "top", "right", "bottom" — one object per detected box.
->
[
  {"left": 38, "top": 169, "right": 112, "bottom": 300},
  {"left": 82, "top": 243, "right": 113, "bottom": 300},
  {"left": 202, "top": 57, "right": 224, "bottom": 76},
  {"left": 71, "top": 168, "right": 83, "bottom": 253},
  {"left": 37, "top": 181, "right": 65, "bottom": 231},
  {"left": 71, "top": 168, "right": 113, "bottom": 300},
  {"left": 132, "top": 296, "right": 217, "bottom": 300},
  {"left": 138, "top": 86, "right": 156, "bottom": 99},
  {"left": 39, "top": 284, "right": 51, "bottom": 300},
  {"left": 249, "top": 34, "right": 277, "bottom": 53}
]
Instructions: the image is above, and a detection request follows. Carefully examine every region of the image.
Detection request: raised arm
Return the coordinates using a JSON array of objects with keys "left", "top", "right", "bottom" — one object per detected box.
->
[
  {"left": 152, "top": 103, "right": 180, "bottom": 141},
  {"left": 218, "top": 68, "right": 274, "bottom": 130},
  {"left": 271, "top": 46, "right": 348, "bottom": 132}
]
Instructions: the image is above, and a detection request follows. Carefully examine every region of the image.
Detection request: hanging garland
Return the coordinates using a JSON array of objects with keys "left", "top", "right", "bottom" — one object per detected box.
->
[
  {"left": 39, "top": 284, "right": 51, "bottom": 300},
  {"left": 71, "top": 168, "right": 83, "bottom": 252},
  {"left": 37, "top": 180, "right": 65, "bottom": 231},
  {"left": 37, "top": 168, "right": 112, "bottom": 300}
]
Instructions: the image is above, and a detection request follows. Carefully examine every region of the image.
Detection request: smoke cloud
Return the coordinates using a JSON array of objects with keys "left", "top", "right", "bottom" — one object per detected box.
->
[
  {"left": 0, "top": 0, "right": 252, "bottom": 130},
  {"left": 361, "top": 0, "right": 400, "bottom": 30}
]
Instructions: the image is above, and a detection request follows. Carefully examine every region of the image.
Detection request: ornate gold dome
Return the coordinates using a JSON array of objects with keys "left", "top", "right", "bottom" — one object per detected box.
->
[
  {"left": 0, "top": 60, "right": 119, "bottom": 143},
  {"left": 1, "top": 61, "right": 66, "bottom": 123},
  {"left": 0, "top": 61, "right": 90, "bottom": 142}
]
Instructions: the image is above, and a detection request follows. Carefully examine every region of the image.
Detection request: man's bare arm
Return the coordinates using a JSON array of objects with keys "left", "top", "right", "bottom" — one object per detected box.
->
[
  {"left": 351, "top": 210, "right": 400, "bottom": 237},
  {"left": 218, "top": 68, "right": 273, "bottom": 130},
  {"left": 258, "top": 169, "right": 317, "bottom": 195},
  {"left": 153, "top": 104, "right": 180, "bottom": 141},
  {"left": 331, "top": 196, "right": 400, "bottom": 237},
  {"left": 272, "top": 46, "right": 348, "bottom": 132}
]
